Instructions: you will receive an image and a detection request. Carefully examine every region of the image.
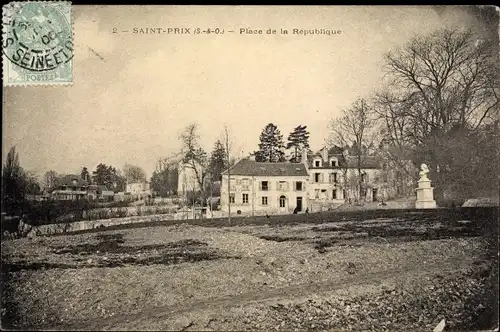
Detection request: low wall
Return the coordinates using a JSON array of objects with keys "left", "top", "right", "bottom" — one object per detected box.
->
[{"left": 19, "top": 214, "right": 176, "bottom": 237}]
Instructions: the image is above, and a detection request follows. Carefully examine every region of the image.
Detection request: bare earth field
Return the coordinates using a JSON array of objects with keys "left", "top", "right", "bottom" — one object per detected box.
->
[{"left": 1, "top": 211, "right": 498, "bottom": 331}]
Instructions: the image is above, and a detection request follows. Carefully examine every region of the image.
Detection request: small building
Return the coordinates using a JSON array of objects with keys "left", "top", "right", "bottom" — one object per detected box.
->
[
  {"left": 126, "top": 181, "right": 151, "bottom": 200},
  {"left": 220, "top": 158, "right": 309, "bottom": 216},
  {"left": 50, "top": 175, "right": 88, "bottom": 201}
]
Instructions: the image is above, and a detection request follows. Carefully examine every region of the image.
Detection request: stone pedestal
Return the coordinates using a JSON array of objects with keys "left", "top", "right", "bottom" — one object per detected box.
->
[{"left": 415, "top": 178, "right": 437, "bottom": 209}]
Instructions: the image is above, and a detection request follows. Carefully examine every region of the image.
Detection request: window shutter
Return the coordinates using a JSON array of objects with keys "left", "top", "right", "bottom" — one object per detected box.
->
[{"left": 276, "top": 181, "right": 280, "bottom": 191}]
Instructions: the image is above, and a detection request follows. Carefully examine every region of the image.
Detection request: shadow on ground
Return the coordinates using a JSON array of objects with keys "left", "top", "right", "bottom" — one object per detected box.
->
[{"left": 2, "top": 233, "right": 241, "bottom": 273}]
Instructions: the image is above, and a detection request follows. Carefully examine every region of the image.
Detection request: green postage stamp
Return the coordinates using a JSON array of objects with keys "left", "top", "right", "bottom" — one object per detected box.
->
[{"left": 2, "top": 1, "right": 73, "bottom": 86}]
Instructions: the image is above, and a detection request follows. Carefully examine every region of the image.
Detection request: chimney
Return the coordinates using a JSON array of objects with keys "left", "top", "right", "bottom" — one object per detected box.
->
[
  {"left": 301, "top": 147, "right": 308, "bottom": 165},
  {"left": 321, "top": 146, "right": 329, "bottom": 162}
]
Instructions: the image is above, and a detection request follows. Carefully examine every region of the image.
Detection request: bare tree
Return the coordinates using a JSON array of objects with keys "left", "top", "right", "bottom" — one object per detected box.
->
[
  {"left": 221, "top": 124, "right": 233, "bottom": 225},
  {"left": 384, "top": 28, "right": 498, "bottom": 140},
  {"left": 43, "top": 170, "right": 59, "bottom": 191},
  {"left": 381, "top": 27, "right": 499, "bottom": 200},
  {"left": 329, "top": 98, "right": 376, "bottom": 201},
  {"left": 179, "top": 123, "right": 208, "bottom": 215},
  {"left": 123, "top": 164, "right": 147, "bottom": 183}
]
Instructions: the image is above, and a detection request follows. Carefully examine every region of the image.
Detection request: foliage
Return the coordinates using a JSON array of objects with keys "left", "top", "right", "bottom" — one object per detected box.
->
[
  {"left": 207, "top": 139, "right": 228, "bottom": 182},
  {"left": 286, "top": 125, "right": 310, "bottom": 162},
  {"left": 257, "top": 123, "right": 286, "bottom": 162},
  {"left": 92, "top": 163, "right": 126, "bottom": 192},
  {"left": 123, "top": 164, "right": 147, "bottom": 183},
  {"left": 80, "top": 167, "right": 90, "bottom": 183},
  {"left": 150, "top": 164, "right": 178, "bottom": 197},
  {"left": 2, "top": 147, "right": 28, "bottom": 215}
]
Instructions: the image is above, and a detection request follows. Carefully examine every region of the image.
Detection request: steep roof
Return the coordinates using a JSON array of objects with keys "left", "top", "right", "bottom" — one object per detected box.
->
[
  {"left": 222, "top": 159, "right": 308, "bottom": 177},
  {"left": 59, "top": 174, "right": 88, "bottom": 187},
  {"left": 307, "top": 148, "right": 381, "bottom": 169}
]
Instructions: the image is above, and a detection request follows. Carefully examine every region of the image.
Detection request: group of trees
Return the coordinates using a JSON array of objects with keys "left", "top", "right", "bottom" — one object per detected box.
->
[
  {"left": 329, "top": 26, "right": 499, "bottom": 203},
  {"left": 254, "top": 123, "right": 311, "bottom": 162}
]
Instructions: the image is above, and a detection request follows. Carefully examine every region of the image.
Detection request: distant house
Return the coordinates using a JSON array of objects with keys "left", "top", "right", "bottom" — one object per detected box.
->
[
  {"left": 220, "top": 158, "right": 309, "bottom": 215},
  {"left": 307, "top": 146, "right": 383, "bottom": 206},
  {"left": 50, "top": 175, "right": 89, "bottom": 201},
  {"left": 126, "top": 181, "right": 151, "bottom": 200},
  {"left": 177, "top": 160, "right": 204, "bottom": 197}
]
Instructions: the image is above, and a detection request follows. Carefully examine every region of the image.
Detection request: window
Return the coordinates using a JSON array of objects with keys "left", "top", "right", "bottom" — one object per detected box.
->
[
  {"left": 330, "top": 173, "right": 338, "bottom": 183},
  {"left": 278, "top": 181, "right": 288, "bottom": 191},
  {"left": 261, "top": 181, "right": 269, "bottom": 191},
  {"left": 229, "top": 194, "right": 235, "bottom": 204},
  {"left": 262, "top": 196, "right": 268, "bottom": 205},
  {"left": 236, "top": 179, "right": 242, "bottom": 185},
  {"left": 315, "top": 189, "right": 319, "bottom": 198},
  {"left": 315, "top": 160, "right": 320, "bottom": 167},
  {"left": 361, "top": 173, "right": 367, "bottom": 183},
  {"left": 332, "top": 189, "right": 337, "bottom": 199},
  {"left": 242, "top": 193, "right": 249, "bottom": 204},
  {"left": 314, "top": 173, "right": 320, "bottom": 183},
  {"left": 242, "top": 179, "right": 250, "bottom": 191},
  {"left": 331, "top": 159, "right": 338, "bottom": 167},
  {"left": 279, "top": 195, "right": 286, "bottom": 208},
  {"left": 295, "top": 181, "right": 303, "bottom": 191}
]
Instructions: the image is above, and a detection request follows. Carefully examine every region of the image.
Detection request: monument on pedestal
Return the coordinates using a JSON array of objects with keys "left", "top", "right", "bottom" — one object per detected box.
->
[{"left": 415, "top": 163, "right": 437, "bottom": 209}]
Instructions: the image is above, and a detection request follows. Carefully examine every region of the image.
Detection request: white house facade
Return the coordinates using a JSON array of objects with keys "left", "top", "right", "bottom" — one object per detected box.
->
[{"left": 221, "top": 159, "right": 309, "bottom": 216}]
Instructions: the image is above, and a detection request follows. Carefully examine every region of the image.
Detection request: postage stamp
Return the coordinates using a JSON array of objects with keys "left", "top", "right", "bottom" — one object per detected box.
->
[{"left": 2, "top": 1, "right": 73, "bottom": 86}]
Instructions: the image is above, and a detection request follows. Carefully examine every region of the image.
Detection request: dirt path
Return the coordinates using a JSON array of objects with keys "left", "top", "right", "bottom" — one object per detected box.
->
[{"left": 45, "top": 259, "right": 483, "bottom": 331}]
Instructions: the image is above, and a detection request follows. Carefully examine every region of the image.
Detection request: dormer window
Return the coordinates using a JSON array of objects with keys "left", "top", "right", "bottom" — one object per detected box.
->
[{"left": 313, "top": 158, "right": 322, "bottom": 167}]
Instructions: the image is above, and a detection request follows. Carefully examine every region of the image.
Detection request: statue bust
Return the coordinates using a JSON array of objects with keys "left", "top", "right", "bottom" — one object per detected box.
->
[{"left": 419, "top": 163, "right": 429, "bottom": 180}]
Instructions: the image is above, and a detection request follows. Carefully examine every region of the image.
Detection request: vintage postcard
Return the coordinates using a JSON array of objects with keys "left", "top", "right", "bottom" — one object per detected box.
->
[{"left": 1, "top": 4, "right": 499, "bottom": 332}]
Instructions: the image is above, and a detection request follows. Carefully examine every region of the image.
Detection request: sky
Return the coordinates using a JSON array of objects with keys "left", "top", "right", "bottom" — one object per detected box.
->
[{"left": 2, "top": 5, "right": 482, "bottom": 180}]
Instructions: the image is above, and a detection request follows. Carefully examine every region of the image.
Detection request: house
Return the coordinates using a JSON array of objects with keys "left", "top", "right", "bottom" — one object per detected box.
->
[
  {"left": 306, "top": 146, "right": 384, "bottom": 209},
  {"left": 220, "top": 158, "right": 309, "bottom": 216},
  {"left": 50, "top": 174, "right": 89, "bottom": 201},
  {"left": 177, "top": 160, "right": 204, "bottom": 196},
  {"left": 126, "top": 181, "right": 151, "bottom": 200}
]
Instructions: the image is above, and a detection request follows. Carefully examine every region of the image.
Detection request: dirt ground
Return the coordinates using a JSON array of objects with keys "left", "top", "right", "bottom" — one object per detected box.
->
[{"left": 1, "top": 214, "right": 498, "bottom": 331}]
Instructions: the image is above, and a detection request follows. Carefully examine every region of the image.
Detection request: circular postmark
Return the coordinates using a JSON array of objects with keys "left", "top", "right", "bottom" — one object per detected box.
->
[{"left": 2, "top": 2, "right": 73, "bottom": 72}]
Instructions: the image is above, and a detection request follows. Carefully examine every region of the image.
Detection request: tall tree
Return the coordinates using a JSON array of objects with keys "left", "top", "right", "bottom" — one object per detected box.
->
[
  {"left": 179, "top": 124, "right": 208, "bottom": 214},
  {"left": 329, "top": 98, "right": 376, "bottom": 200},
  {"left": 286, "top": 125, "right": 310, "bottom": 162},
  {"left": 123, "top": 164, "right": 147, "bottom": 183},
  {"left": 92, "top": 164, "right": 125, "bottom": 191},
  {"left": 380, "top": 27, "right": 499, "bottom": 200},
  {"left": 207, "top": 139, "right": 228, "bottom": 182},
  {"left": 257, "top": 123, "right": 286, "bottom": 162},
  {"left": 80, "top": 167, "right": 90, "bottom": 183},
  {"left": 221, "top": 124, "right": 234, "bottom": 224},
  {"left": 150, "top": 163, "right": 178, "bottom": 197},
  {"left": 2, "top": 146, "right": 27, "bottom": 215}
]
